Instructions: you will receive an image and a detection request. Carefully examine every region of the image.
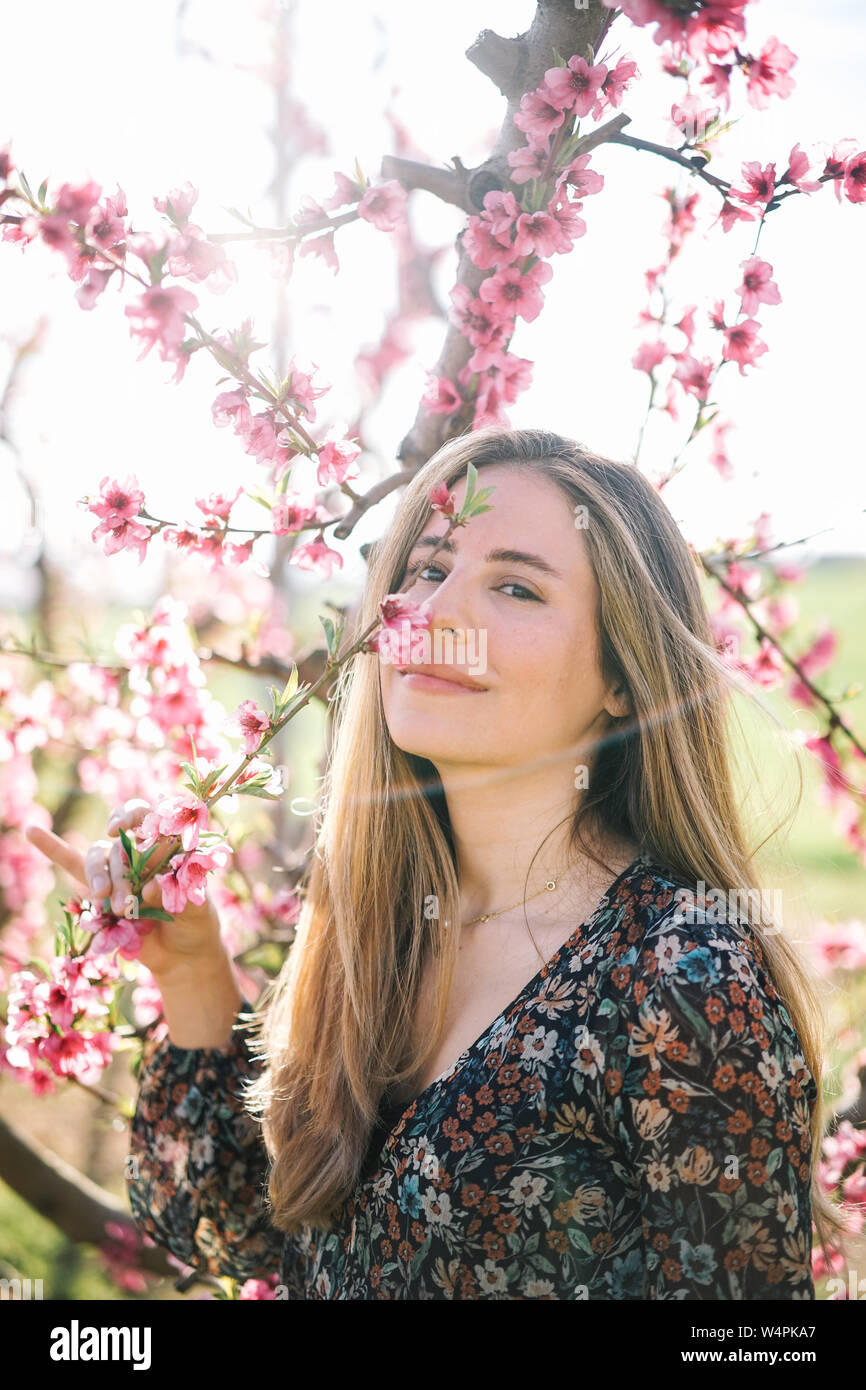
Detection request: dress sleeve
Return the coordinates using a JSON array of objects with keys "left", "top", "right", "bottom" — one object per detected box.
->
[
  {"left": 598, "top": 913, "right": 818, "bottom": 1300},
  {"left": 125, "top": 997, "right": 286, "bottom": 1284}
]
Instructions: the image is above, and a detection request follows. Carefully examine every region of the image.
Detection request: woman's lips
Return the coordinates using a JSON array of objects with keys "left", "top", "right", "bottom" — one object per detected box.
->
[{"left": 397, "top": 671, "right": 486, "bottom": 694}]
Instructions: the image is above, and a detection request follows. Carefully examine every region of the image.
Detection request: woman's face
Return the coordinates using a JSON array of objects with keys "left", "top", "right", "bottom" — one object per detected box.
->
[{"left": 379, "top": 464, "right": 627, "bottom": 776}]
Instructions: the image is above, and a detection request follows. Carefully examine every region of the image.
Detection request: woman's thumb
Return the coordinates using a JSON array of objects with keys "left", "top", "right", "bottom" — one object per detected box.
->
[{"left": 141, "top": 878, "right": 164, "bottom": 908}]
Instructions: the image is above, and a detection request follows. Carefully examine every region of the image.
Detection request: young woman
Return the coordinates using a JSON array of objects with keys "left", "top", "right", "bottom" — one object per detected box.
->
[{"left": 29, "top": 425, "right": 846, "bottom": 1299}]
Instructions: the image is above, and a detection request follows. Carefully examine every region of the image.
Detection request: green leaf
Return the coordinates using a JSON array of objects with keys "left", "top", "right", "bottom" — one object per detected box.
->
[
  {"left": 118, "top": 826, "right": 137, "bottom": 867},
  {"left": 280, "top": 664, "right": 299, "bottom": 706},
  {"left": 234, "top": 941, "right": 289, "bottom": 976},
  {"left": 137, "top": 906, "right": 174, "bottom": 921},
  {"left": 245, "top": 486, "right": 275, "bottom": 512},
  {"left": 37, "top": 179, "right": 48, "bottom": 205},
  {"left": 27, "top": 956, "right": 51, "bottom": 977},
  {"left": 319, "top": 615, "right": 337, "bottom": 658},
  {"left": 238, "top": 783, "right": 284, "bottom": 800},
  {"left": 199, "top": 766, "right": 225, "bottom": 798}
]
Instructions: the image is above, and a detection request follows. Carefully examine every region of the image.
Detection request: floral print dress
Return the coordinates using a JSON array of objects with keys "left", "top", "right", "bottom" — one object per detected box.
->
[{"left": 126, "top": 853, "right": 817, "bottom": 1299}]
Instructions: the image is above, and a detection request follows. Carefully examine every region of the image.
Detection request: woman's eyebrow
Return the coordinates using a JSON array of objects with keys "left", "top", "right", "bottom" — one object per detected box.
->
[{"left": 408, "top": 535, "right": 565, "bottom": 580}]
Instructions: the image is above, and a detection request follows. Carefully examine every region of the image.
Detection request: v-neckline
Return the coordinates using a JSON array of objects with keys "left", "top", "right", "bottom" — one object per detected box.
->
[{"left": 376, "top": 850, "right": 653, "bottom": 1134}]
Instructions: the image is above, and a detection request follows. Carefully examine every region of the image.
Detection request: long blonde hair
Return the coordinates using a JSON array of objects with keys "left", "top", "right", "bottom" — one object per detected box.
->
[{"left": 244, "top": 424, "right": 850, "bottom": 1267}]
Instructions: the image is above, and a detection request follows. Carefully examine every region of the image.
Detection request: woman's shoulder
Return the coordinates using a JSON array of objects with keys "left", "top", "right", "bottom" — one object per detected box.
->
[{"left": 590, "top": 853, "right": 798, "bottom": 1036}]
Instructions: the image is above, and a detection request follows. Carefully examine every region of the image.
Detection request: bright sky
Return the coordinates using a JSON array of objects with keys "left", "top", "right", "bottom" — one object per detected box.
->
[{"left": 1, "top": 0, "right": 865, "bottom": 618}]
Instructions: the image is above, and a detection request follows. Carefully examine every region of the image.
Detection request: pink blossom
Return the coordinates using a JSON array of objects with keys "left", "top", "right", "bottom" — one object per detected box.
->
[
  {"left": 843, "top": 150, "right": 866, "bottom": 205},
  {"left": 322, "top": 170, "right": 363, "bottom": 211},
  {"left": 88, "top": 475, "right": 145, "bottom": 524},
  {"left": 86, "top": 909, "right": 149, "bottom": 960},
  {"left": 153, "top": 182, "right": 199, "bottom": 224},
  {"left": 808, "top": 919, "right": 866, "bottom": 975},
  {"left": 167, "top": 226, "right": 237, "bottom": 292},
  {"left": 788, "top": 627, "right": 836, "bottom": 705},
  {"left": 601, "top": 57, "right": 639, "bottom": 109},
  {"left": 138, "top": 792, "right": 209, "bottom": 852},
  {"left": 370, "top": 594, "right": 433, "bottom": 663},
  {"left": 676, "top": 305, "right": 697, "bottom": 346},
  {"left": 478, "top": 260, "right": 553, "bottom": 324},
  {"left": 0, "top": 143, "right": 13, "bottom": 182},
  {"left": 271, "top": 492, "right": 317, "bottom": 535},
  {"left": 513, "top": 89, "right": 567, "bottom": 146},
  {"left": 780, "top": 143, "right": 822, "bottom": 193},
  {"left": 601, "top": 0, "right": 687, "bottom": 49},
  {"left": 543, "top": 57, "right": 609, "bottom": 119},
  {"left": 462, "top": 216, "right": 519, "bottom": 271},
  {"left": 713, "top": 198, "right": 757, "bottom": 234},
  {"left": 673, "top": 355, "right": 713, "bottom": 399},
  {"left": 545, "top": 194, "right": 587, "bottom": 247},
  {"left": 709, "top": 420, "right": 734, "bottom": 480},
  {"left": 513, "top": 210, "right": 572, "bottom": 258},
  {"left": 75, "top": 266, "right": 114, "bottom": 311},
  {"left": 288, "top": 536, "right": 343, "bottom": 577},
  {"left": 821, "top": 139, "right": 861, "bottom": 203},
  {"left": 745, "top": 37, "right": 797, "bottom": 110},
  {"left": 428, "top": 481, "right": 457, "bottom": 517},
  {"left": 722, "top": 318, "right": 768, "bottom": 374},
  {"left": 554, "top": 153, "right": 604, "bottom": 200},
  {"left": 448, "top": 285, "right": 510, "bottom": 362},
  {"left": 157, "top": 844, "right": 233, "bottom": 915},
  {"left": 491, "top": 352, "right": 533, "bottom": 404},
  {"left": 91, "top": 515, "right": 153, "bottom": 565},
  {"left": 742, "top": 637, "right": 786, "bottom": 689},
  {"left": 685, "top": 2, "right": 747, "bottom": 60},
  {"left": 280, "top": 355, "right": 330, "bottom": 422},
  {"left": 737, "top": 257, "right": 781, "bottom": 316},
  {"left": 358, "top": 180, "right": 407, "bottom": 232},
  {"left": 422, "top": 376, "right": 462, "bottom": 416},
  {"left": 195, "top": 486, "right": 242, "bottom": 521},
  {"left": 55, "top": 180, "right": 103, "bottom": 225},
  {"left": 506, "top": 144, "right": 550, "bottom": 185},
  {"left": 632, "top": 340, "right": 668, "bottom": 375},
  {"left": 242, "top": 413, "right": 283, "bottom": 465},
  {"left": 42, "top": 1029, "right": 114, "bottom": 1082},
  {"left": 86, "top": 187, "right": 128, "bottom": 250},
  {"left": 227, "top": 699, "right": 272, "bottom": 754},
  {"left": 730, "top": 161, "right": 776, "bottom": 206},
  {"left": 125, "top": 285, "right": 199, "bottom": 369},
  {"left": 316, "top": 434, "right": 361, "bottom": 487},
  {"left": 298, "top": 229, "right": 339, "bottom": 274},
  {"left": 212, "top": 388, "right": 252, "bottom": 433},
  {"left": 480, "top": 190, "right": 521, "bottom": 240}
]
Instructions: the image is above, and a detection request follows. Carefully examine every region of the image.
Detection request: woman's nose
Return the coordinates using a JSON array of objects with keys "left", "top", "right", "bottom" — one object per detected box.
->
[{"left": 424, "top": 571, "right": 477, "bottom": 635}]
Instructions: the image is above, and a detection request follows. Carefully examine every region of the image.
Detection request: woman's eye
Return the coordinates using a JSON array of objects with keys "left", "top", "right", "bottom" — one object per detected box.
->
[
  {"left": 499, "top": 582, "right": 540, "bottom": 602},
  {"left": 404, "top": 562, "right": 540, "bottom": 602}
]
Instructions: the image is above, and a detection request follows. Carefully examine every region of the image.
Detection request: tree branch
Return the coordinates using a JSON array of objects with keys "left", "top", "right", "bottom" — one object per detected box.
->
[
  {"left": 0, "top": 1109, "right": 174, "bottom": 1277},
  {"left": 396, "top": 0, "right": 619, "bottom": 469},
  {"left": 379, "top": 156, "right": 469, "bottom": 211}
]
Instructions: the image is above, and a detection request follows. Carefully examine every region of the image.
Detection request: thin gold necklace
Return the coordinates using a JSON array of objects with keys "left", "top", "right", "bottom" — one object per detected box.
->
[{"left": 459, "top": 867, "right": 570, "bottom": 928}]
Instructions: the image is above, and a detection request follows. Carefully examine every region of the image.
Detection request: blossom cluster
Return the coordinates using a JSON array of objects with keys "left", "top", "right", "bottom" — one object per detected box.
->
[{"left": 423, "top": 51, "right": 638, "bottom": 428}]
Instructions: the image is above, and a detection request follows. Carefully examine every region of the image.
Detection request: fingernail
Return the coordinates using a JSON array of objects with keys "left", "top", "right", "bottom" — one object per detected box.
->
[{"left": 92, "top": 874, "right": 109, "bottom": 892}]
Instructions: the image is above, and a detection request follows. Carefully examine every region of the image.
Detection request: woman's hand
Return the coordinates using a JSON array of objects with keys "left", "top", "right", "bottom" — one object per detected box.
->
[{"left": 25, "top": 798, "right": 225, "bottom": 982}]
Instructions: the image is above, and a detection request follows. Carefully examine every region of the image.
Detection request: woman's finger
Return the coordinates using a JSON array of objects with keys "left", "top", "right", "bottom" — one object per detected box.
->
[
  {"left": 25, "top": 826, "right": 88, "bottom": 891},
  {"left": 107, "top": 799, "right": 153, "bottom": 837},
  {"left": 85, "top": 841, "right": 113, "bottom": 902},
  {"left": 108, "top": 837, "right": 133, "bottom": 917}
]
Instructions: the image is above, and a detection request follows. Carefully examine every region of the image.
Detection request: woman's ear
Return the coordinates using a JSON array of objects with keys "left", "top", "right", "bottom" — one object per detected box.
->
[{"left": 603, "top": 680, "right": 632, "bottom": 721}]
